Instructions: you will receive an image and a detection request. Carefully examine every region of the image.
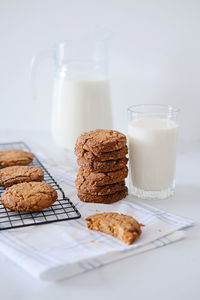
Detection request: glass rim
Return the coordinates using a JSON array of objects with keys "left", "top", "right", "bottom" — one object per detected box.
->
[{"left": 127, "top": 104, "right": 180, "bottom": 115}]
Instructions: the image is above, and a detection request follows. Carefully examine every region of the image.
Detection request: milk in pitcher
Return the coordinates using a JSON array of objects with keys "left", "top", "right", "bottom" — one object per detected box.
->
[{"left": 52, "top": 78, "right": 112, "bottom": 151}]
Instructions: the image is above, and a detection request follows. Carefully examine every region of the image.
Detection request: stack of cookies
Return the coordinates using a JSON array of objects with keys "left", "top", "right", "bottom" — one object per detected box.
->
[{"left": 75, "top": 129, "right": 128, "bottom": 204}]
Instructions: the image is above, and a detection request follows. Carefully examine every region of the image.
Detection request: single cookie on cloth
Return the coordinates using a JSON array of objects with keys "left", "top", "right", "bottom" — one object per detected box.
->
[
  {"left": 1, "top": 182, "right": 57, "bottom": 212},
  {"left": 77, "top": 180, "right": 126, "bottom": 196},
  {"left": 0, "top": 150, "right": 33, "bottom": 167},
  {"left": 75, "top": 129, "right": 127, "bottom": 155},
  {"left": 75, "top": 145, "right": 128, "bottom": 162},
  {"left": 78, "top": 186, "right": 128, "bottom": 204},
  {"left": 77, "top": 156, "right": 128, "bottom": 172},
  {"left": 0, "top": 166, "right": 44, "bottom": 187},
  {"left": 86, "top": 212, "right": 143, "bottom": 245},
  {"left": 76, "top": 166, "right": 128, "bottom": 187}
]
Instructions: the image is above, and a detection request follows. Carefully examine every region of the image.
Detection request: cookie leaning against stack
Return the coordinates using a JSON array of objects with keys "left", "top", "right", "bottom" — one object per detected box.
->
[{"left": 75, "top": 129, "right": 128, "bottom": 203}]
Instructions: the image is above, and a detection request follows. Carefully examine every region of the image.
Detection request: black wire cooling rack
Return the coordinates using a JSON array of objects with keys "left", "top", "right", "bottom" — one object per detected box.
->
[{"left": 0, "top": 142, "right": 81, "bottom": 231}]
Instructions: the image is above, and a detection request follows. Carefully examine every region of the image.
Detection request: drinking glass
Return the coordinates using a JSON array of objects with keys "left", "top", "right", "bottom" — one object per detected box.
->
[{"left": 128, "top": 104, "right": 180, "bottom": 199}]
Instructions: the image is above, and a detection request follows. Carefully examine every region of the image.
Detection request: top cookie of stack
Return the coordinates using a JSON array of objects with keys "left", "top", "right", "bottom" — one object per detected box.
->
[{"left": 75, "top": 129, "right": 128, "bottom": 203}]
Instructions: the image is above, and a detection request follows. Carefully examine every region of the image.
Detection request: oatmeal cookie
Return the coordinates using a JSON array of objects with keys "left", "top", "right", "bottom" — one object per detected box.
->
[
  {"left": 86, "top": 212, "right": 143, "bottom": 245},
  {"left": 0, "top": 166, "right": 44, "bottom": 187},
  {"left": 75, "top": 129, "right": 127, "bottom": 155},
  {"left": 77, "top": 156, "right": 128, "bottom": 172},
  {"left": 78, "top": 186, "right": 128, "bottom": 204},
  {"left": 75, "top": 145, "right": 128, "bottom": 162},
  {"left": 1, "top": 182, "right": 57, "bottom": 212},
  {"left": 77, "top": 180, "right": 126, "bottom": 196},
  {"left": 0, "top": 150, "right": 33, "bottom": 167},
  {"left": 76, "top": 166, "right": 128, "bottom": 187}
]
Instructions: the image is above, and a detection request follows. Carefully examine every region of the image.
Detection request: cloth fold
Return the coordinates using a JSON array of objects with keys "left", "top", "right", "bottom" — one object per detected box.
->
[{"left": 0, "top": 153, "right": 193, "bottom": 281}]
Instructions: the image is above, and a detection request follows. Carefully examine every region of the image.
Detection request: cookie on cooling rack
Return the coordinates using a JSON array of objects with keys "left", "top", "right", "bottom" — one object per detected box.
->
[
  {"left": 1, "top": 182, "right": 57, "bottom": 212},
  {"left": 0, "top": 166, "right": 44, "bottom": 187},
  {"left": 0, "top": 150, "right": 33, "bottom": 167}
]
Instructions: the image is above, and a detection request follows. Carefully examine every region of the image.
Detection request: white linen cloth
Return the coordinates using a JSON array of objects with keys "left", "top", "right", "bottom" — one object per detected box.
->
[{"left": 0, "top": 153, "right": 193, "bottom": 281}]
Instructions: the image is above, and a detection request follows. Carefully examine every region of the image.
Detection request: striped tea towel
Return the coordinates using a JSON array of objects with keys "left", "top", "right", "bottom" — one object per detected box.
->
[{"left": 0, "top": 154, "right": 193, "bottom": 281}]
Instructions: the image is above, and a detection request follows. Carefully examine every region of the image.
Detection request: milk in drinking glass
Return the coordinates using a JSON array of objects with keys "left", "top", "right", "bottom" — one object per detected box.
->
[{"left": 128, "top": 105, "right": 180, "bottom": 199}]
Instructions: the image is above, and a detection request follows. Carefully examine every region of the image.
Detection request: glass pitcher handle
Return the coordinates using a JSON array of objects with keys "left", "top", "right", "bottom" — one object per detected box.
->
[{"left": 30, "top": 49, "right": 52, "bottom": 100}]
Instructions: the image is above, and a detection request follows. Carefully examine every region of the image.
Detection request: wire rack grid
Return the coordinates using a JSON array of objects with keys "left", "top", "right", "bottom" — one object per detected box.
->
[{"left": 0, "top": 142, "right": 81, "bottom": 231}]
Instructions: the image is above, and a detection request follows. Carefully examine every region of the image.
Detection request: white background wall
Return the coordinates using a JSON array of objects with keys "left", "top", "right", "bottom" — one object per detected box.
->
[{"left": 0, "top": 0, "right": 200, "bottom": 141}]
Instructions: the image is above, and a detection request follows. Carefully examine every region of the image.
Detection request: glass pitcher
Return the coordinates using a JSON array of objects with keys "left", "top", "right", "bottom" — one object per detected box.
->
[{"left": 31, "top": 29, "right": 113, "bottom": 151}]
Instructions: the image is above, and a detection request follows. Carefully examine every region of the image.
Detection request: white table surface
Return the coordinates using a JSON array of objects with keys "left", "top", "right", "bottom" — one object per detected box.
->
[{"left": 0, "top": 130, "right": 199, "bottom": 300}]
